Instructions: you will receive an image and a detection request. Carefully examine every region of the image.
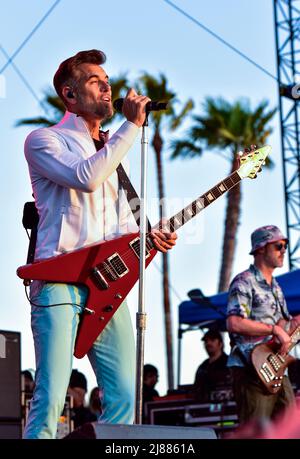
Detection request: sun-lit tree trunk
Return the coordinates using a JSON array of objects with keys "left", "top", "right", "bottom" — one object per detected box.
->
[
  {"left": 218, "top": 151, "right": 241, "bottom": 292},
  {"left": 152, "top": 127, "right": 174, "bottom": 390}
]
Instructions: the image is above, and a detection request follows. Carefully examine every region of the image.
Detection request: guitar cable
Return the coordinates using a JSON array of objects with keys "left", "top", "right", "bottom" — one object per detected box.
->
[{"left": 24, "top": 284, "right": 86, "bottom": 312}]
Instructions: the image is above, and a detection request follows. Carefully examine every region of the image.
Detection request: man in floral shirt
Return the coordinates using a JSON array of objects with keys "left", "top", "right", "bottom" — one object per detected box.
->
[{"left": 227, "top": 225, "right": 300, "bottom": 424}]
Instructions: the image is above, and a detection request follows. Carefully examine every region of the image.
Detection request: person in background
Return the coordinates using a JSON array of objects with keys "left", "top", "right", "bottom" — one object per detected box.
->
[
  {"left": 88, "top": 387, "right": 102, "bottom": 419},
  {"left": 193, "top": 329, "right": 232, "bottom": 402},
  {"left": 67, "top": 369, "right": 97, "bottom": 429},
  {"left": 21, "top": 369, "right": 35, "bottom": 393},
  {"left": 227, "top": 225, "right": 300, "bottom": 424},
  {"left": 142, "top": 364, "right": 159, "bottom": 423}
]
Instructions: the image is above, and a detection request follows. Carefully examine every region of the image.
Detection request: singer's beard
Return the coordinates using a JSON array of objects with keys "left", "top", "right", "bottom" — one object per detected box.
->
[
  {"left": 94, "top": 102, "right": 114, "bottom": 121},
  {"left": 77, "top": 98, "right": 113, "bottom": 122}
]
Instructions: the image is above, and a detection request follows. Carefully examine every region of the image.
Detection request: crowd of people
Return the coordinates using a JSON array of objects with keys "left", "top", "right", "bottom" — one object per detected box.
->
[
  {"left": 21, "top": 364, "right": 160, "bottom": 432},
  {"left": 21, "top": 368, "right": 102, "bottom": 432}
]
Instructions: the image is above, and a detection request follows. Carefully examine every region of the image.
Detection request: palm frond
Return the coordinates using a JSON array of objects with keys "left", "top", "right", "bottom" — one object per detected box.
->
[
  {"left": 170, "top": 139, "right": 202, "bottom": 159},
  {"left": 169, "top": 96, "right": 276, "bottom": 163},
  {"left": 171, "top": 99, "right": 194, "bottom": 130},
  {"left": 15, "top": 117, "right": 56, "bottom": 127}
]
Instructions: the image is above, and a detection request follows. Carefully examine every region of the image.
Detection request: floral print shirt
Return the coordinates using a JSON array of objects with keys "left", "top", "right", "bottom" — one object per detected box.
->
[{"left": 226, "top": 264, "right": 291, "bottom": 366}]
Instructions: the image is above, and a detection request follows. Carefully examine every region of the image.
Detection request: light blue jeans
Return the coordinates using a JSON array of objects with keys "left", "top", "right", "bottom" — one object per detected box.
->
[{"left": 23, "top": 281, "right": 136, "bottom": 439}]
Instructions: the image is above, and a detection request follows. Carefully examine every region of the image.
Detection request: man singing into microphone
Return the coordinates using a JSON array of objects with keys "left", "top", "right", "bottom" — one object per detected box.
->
[{"left": 23, "top": 49, "right": 177, "bottom": 439}]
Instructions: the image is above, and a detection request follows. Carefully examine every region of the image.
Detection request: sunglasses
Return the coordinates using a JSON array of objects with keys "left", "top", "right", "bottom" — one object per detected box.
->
[{"left": 273, "top": 242, "right": 288, "bottom": 251}]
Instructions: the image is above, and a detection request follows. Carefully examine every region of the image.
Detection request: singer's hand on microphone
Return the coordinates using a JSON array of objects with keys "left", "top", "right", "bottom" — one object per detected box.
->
[{"left": 122, "top": 88, "right": 151, "bottom": 127}]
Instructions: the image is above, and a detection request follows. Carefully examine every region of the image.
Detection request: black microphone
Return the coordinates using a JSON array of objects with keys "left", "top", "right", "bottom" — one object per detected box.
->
[{"left": 113, "top": 98, "right": 168, "bottom": 113}]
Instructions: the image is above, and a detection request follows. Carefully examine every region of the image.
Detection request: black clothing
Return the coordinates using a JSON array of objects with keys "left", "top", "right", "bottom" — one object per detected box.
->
[
  {"left": 143, "top": 385, "right": 159, "bottom": 404},
  {"left": 193, "top": 352, "right": 232, "bottom": 402},
  {"left": 71, "top": 406, "right": 97, "bottom": 429},
  {"left": 142, "top": 384, "right": 159, "bottom": 424}
]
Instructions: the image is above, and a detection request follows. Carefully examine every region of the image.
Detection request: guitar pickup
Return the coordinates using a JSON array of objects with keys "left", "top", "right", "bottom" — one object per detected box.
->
[
  {"left": 91, "top": 267, "right": 109, "bottom": 290},
  {"left": 129, "top": 237, "right": 152, "bottom": 259},
  {"left": 103, "top": 253, "right": 129, "bottom": 280},
  {"left": 260, "top": 363, "right": 275, "bottom": 382}
]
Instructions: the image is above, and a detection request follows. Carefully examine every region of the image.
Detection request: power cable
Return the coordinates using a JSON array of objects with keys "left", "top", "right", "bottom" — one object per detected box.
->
[
  {"left": 0, "top": 0, "right": 62, "bottom": 75},
  {"left": 163, "top": 0, "right": 278, "bottom": 83}
]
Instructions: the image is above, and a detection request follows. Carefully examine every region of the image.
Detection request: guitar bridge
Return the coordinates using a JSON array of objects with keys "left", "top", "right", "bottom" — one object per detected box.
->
[{"left": 103, "top": 253, "right": 129, "bottom": 280}]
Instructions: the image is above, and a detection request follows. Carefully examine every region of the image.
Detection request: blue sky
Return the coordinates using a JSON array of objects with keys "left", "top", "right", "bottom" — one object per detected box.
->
[{"left": 0, "top": 0, "right": 289, "bottom": 397}]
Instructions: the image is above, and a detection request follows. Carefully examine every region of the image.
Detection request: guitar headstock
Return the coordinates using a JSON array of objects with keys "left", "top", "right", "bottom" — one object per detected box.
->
[{"left": 237, "top": 145, "right": 271, "bottom": 179}]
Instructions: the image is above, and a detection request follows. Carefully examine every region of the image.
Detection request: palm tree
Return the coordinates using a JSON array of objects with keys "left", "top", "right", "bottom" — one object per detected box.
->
[
  {"left": 16, "top": 74, "right": 129, "bottom": 128},
  {"left": 135, "top": 72, "right": 194, "bottom": 390},
  {"left": 171, "top": 97, "right": 276, "bottom": 292}
]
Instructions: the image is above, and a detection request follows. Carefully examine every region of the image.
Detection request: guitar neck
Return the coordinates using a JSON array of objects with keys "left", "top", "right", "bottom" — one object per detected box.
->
[
  {"left": 157, "top": 170, "right": 242, "bottom": 232},
  {"left": 287, "top": 325, "right": 300, "bottom": 354}
]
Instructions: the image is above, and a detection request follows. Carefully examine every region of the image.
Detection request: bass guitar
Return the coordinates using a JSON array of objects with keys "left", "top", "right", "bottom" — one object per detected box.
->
[
  {"left": 17, "top": 146, "right": 270, "bottom": 358},
  {"left": 251, "top": 324, "right": 300, "bottom": 394}
]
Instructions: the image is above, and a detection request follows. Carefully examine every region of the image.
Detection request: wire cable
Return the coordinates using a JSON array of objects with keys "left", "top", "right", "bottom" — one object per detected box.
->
[
  {"left": 0, "top": 45, "right": 48, "bottom": 114},
  {"left": 0, "top": 0, "right": 62, "bottom": 74},
  {"left": 24, "top": 284, "right": 86, "bottom": 312},
  {"left": 163, "top": 0, "right": 278, "bottom": 83}
]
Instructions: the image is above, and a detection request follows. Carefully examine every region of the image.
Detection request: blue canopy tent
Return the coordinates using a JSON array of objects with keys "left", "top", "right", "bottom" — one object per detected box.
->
[{"left": 177, "top": 269, "right": 300, "bottom": 385}]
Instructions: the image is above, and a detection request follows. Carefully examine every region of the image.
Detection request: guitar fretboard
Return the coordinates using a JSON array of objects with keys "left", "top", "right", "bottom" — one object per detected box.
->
[
  {"left": 287, "top": 325, "right": 300, "bottom": 352},
  {"left": 160, "top": 170, "right": 241, "bottom": 233},
  {"left": 274, "top": 325, "right": 300, "bottom": 358}
]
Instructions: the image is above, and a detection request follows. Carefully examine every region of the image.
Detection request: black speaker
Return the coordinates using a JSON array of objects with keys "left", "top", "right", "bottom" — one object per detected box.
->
[{"left": 0, "top": 330, "right": 21, "bottom": 420}]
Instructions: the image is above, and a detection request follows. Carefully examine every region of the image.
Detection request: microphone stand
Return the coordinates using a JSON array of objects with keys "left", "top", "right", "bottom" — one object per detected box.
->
[{"left": 134, "top": 113, "right": 149, "bottom": 424}]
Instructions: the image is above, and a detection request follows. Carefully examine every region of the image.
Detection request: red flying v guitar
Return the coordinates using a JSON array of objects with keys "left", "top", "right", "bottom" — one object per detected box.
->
[{"left": 17, "top": 146, "right": 270, "bottom": 358}]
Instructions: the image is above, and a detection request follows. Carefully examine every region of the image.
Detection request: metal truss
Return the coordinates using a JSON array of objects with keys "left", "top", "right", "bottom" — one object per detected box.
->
[{"left": 274, "top": 0, "right": 300, "bottom": 269}]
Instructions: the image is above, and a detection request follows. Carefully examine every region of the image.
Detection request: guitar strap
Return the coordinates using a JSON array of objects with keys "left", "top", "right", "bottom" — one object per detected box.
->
[
  {"left": 116, "top": 162, "right": 152, "bottom": 233},
  {"left": 93, "top": 135, "right": 152, "bottom": 233},
  {"left": 272, "top": 288, "right": 290, "bottom": 321}
]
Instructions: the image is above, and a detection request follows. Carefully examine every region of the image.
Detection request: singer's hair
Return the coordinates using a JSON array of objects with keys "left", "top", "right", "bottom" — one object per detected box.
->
[{"left": 53, "top": 49, "right": 106, "bottom": 104}]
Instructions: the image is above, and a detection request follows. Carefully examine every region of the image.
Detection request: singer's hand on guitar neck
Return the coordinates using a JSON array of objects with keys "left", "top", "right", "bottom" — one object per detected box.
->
[
  {"left": 122, "top": 88, "right": 151, "bottom": 127},
  {"left": 150, "top": 228, "right": 178, "bottom": 254}
]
